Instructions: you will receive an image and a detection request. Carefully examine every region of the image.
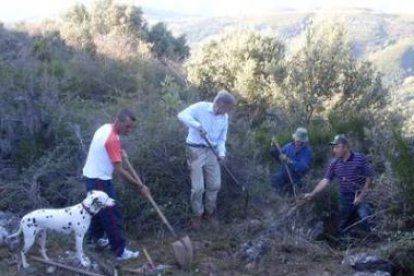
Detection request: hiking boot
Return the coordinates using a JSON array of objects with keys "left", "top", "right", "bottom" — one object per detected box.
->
[
  {"left": 96, "top": 238, "right": 109, "bottom": 248},
  {"left": 116, "top": 248, "right": 140, "bottom": 261},
  {"left": 190, "top": 216, "right": 202, "bottom": 230}
]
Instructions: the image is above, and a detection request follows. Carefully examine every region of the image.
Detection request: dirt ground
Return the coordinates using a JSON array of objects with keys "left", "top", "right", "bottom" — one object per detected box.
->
[{"left": 0, "top": 194, "right": 407, "bottom": 276}]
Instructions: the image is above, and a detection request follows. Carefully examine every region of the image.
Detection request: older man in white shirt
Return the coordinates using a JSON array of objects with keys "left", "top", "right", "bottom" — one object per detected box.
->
[{"left": 178, "top": 90, "right": 236, "bottom": 229}]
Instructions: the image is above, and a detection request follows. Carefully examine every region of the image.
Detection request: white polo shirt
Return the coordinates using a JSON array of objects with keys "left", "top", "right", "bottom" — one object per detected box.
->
[{"left": 83, "top": 124, "right": 122, "bottom": 180}]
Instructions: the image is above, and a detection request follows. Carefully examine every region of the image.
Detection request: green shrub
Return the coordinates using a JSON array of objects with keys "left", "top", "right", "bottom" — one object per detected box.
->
[
  {"left": 328, "top": 113, "right": 366, "bottom": 140},
  {"left": 391, "top": 131, "right": 414, "bottom": 208}
]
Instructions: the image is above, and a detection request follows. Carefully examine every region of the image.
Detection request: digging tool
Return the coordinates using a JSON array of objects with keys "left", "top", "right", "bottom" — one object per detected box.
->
[
  {"left": 201, "top": 135, "right": 250, "bottom": 217},
  {"left": 123, "top": 156, "right": 193, "bottom": 269},
  {"left": 142, "top": 247, "right": 155, "bottom": 269},
  {"left": 271, "top": 137, "right": 297, "bottom": 198}
]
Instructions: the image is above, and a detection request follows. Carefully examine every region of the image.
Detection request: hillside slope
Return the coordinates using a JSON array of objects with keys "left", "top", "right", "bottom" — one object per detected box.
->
[{"left": 145, "top": 8, "right": 414, "bottom": 84}]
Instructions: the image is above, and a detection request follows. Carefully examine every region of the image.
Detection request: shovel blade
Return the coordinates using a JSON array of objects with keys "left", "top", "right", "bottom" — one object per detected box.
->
[{"left": 171, "top": 236, "right": 193, "bottom": 269}]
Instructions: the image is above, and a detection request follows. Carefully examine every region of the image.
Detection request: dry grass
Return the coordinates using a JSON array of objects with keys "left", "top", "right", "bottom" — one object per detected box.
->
[{"left": 0, "top": 190, "right": 410, "bottom": 275}]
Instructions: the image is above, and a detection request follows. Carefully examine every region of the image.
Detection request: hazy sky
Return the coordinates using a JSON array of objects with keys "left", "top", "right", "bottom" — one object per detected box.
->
[{"left": 1, "top": 0, "right": 413, "bottom": 23}]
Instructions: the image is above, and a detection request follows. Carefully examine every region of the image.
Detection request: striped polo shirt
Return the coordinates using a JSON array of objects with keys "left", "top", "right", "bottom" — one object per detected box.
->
[{"left": 324, "top": 152, "right": 374, "bottom": 194}]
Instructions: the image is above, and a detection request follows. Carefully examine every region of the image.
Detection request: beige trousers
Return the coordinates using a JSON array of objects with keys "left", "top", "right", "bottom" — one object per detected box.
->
[{"left": 186, "top": 146, "right": 221, "bottom": 216}]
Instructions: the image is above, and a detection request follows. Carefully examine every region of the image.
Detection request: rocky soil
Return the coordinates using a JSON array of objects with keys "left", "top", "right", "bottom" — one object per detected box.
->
[{"left": 0, "top": 194, "right": 413, "bottom": 276}]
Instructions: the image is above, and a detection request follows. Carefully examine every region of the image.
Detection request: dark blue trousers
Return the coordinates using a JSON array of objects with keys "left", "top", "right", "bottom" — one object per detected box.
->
[
  {"left": 271, "top": 167, "right": 303, "bottom": 195},
  {"left": 85, "top": 178, "right": 126, "bottom": 256},
  {"left": 338, "top": 192, "right": 373, "bottom": 235}
]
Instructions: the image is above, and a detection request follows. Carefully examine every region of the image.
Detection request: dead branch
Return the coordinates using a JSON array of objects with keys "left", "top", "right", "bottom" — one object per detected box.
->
[{"left": 30, "top": 256, "right": 104, "bottom": 276}]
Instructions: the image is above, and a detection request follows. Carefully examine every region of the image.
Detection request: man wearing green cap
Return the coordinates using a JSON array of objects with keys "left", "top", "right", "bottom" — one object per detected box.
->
[
  {"left": 304, "top": 134, "right": 374, "bottom": 235},
  {"left": 270, "top": 127, "right": 312, "bottom": 195}
]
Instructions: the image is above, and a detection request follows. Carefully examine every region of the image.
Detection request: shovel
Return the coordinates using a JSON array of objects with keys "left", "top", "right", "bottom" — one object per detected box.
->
[
  {"left": 271, "top": 137, "right": 297, "bottom": 198},
  {"left": 123, "top": 157, "right": 194, "bottom": 269}
]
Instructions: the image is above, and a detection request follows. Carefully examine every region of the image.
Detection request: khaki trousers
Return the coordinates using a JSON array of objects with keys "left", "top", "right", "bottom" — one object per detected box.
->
[{"left": 186, "top": 146, "right": 221, "bottom": 216}]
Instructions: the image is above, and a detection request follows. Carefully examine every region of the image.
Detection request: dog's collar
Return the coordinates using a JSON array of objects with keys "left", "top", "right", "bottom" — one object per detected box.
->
[{"left": 81, "top": 202, "right": 95, "bottom": 216}]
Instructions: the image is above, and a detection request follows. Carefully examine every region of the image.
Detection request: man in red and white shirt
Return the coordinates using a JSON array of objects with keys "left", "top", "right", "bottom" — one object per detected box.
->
[{"left": 83, "top": 109, "right": 150, "bottom": 261}]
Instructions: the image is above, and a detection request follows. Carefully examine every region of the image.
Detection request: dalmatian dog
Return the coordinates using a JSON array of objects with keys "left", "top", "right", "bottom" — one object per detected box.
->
[{"left": 7, "top": 190, "right": 115, "bottom": 268}]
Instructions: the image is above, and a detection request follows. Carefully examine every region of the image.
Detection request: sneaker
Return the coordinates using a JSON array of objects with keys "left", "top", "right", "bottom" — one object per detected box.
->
[
  {"left": 116, "top": 248, "right": 140, "bottom": 261},
  {"left": 96, "top": 238, "right": 109, "bottom": 248}
]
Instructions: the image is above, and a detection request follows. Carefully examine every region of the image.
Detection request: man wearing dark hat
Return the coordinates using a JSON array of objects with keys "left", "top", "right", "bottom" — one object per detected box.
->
[
  {"left": 270, "top": 127, "right": 312, "bottom": 195},
  {"left": 304, "top": 134, "right": 374, "bottom": 235}
]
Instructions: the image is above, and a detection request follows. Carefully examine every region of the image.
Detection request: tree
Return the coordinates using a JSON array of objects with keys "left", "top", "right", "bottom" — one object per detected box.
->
[
  {"left": 282, "top": 23, "right": 387, "bottom": 126},
  {"left": 63, "top": 4, "right": 90, "bottom": 25},
  {"left": 187, "top": 31, "right": 285, "bottom": 101},
  {"left": 147, "top": 22, "right": 190, "bottom": 61},
  {"left": 89, "top": 0, "right": 144, "bottom": 38},
  {"left": 60, "top": 4, "right": 96, "bottom": 54}
]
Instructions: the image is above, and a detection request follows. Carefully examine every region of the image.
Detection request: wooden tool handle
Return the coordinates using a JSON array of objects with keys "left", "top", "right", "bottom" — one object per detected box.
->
[
  {"left": 123, "top": 157, "right": 178, "bottom": 238},
  {"left": 143, "top": 247, "right": 155, "bottom": 268},
  {"left": 272, "top": 137, "right": 296, "bottom": 197}
]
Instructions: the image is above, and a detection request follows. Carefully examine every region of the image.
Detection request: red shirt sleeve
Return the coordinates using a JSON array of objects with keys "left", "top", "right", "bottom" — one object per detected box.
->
[{"left": 105, "top": 130, "right": 122, "bottom": 163}]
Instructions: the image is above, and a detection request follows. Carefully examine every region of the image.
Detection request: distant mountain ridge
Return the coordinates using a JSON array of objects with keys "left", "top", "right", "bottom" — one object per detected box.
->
[
  {"left": 143, "top": 7, "right": 414, "bottom": 84},
  {"left": 143, "top": 7, "right": 414, "bottom": 133}
]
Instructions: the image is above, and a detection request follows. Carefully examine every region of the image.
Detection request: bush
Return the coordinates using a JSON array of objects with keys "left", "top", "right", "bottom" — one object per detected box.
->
[{"left": 390, "top": 131, "right": 414, "bottom": 209}]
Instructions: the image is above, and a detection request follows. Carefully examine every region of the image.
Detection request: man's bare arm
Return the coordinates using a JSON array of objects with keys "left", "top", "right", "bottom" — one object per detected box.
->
[
  {"left": 304, "top": 178, "right": 330, "bottom": 200},
  {"left": 113, "top": 162, "right": 150, "bottom": 196}
]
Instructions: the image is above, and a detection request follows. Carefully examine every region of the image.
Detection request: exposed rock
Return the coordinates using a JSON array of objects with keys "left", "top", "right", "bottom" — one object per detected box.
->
[
  {"left": 342, "top": 253, "right": 395, "bottom": 275},
  {"left": 46, "top": 266, "right": 57, "bottom": 274},
  {"left": 237, "top": 238, "right": 270, "bottom": 262},
  {"left": 353, "top": 272, "right": 391, "bottom": 276}
]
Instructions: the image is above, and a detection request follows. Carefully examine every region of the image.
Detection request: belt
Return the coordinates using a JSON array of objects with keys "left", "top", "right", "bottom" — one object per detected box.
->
[{"left": 186, "top": 143, "right": 208, "bottom": 148}]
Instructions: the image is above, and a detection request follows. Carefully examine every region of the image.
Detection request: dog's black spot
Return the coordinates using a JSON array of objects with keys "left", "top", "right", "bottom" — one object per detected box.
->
[
  {"left": 82, "top": 216, "right": 85, "bottom": 220},
  {"left": 27, "top": 218, "right": 31, "bottom": 221},
  {"left": 32, "top": 218, "right": 36, "bottom": 224},
  {"left": 68, "top": 222, "right": 72, "bottom": 226},
  {"left": 77, "top": 222, "right": 80, "bottom": 225},
  {"left": 92, "top": 197, "right": 103, "bottom": 208},
  {"left": 69, "top": 213, "right": 72, "bottom": 216},
  {"left": 80, "top": 210, "right": 84, "bottom": 215},
  {"left": 62, "top": 226, "right": 68, "bottom": 230}
]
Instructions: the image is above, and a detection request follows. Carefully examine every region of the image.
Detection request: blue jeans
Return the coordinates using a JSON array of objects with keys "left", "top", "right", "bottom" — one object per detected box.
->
[
  {"left": 271, "top": 167, "right": 303, "bottom": 195},
  {"left": 338, "top": 192, "right": 373, "bottom": 235},
  {"left": 85, "top": 178, "right": 126, "bottom": 257}
]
